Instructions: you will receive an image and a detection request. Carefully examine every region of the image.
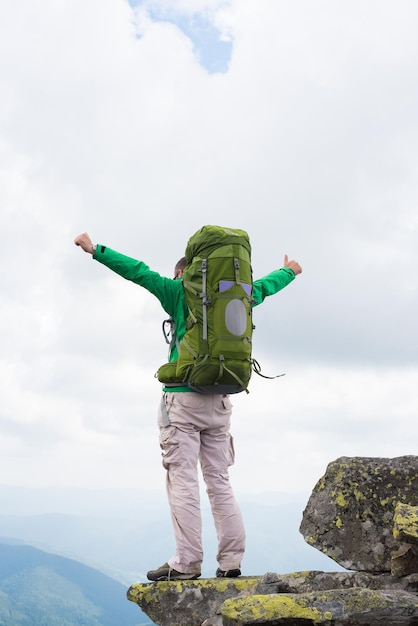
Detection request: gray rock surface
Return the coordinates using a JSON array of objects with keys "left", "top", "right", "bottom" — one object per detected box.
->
[
  {"left": 221, "top": 588, "right": 418, "bottom": 625},
  {"left": 127, "top": 577, "right": 259, "bottom": 626},
  {"left": 127, "top": 572, "right": 418, "bottom": 625},
  {"left": 299, "top": 455, "right": 418, "bottom": 571}
]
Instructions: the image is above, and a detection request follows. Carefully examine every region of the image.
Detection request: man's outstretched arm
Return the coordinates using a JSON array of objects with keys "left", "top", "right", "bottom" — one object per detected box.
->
[
  {"left": 73, "top": 232, "right": 183, "bottom": 316},
  {"left": 252, "top": 254, "right": 302, "bottom": 306}
]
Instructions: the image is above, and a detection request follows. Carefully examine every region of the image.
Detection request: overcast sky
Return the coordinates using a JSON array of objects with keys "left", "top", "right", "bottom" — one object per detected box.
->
[{"left": 1, "top": 0, "right": 417, "bottom": 499}]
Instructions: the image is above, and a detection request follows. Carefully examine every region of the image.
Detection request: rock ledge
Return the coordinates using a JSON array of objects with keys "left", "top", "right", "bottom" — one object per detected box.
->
[{"left": 127, "top": 571, "right": 418, "bottom": 626}]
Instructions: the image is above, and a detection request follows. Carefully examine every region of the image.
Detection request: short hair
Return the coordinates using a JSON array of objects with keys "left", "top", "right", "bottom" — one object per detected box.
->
[{"left": 174, "top": 256, "right": 187, "bottom": 278}]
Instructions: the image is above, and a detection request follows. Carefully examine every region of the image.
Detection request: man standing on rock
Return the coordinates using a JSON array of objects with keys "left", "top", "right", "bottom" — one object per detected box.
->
[{"left": 74, "top": 230, "right": 302, "bottom": 581}]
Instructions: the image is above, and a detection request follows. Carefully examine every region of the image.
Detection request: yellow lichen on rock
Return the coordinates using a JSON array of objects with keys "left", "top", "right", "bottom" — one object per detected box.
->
[
  {"left": 222, "top": 594, "right": 326, "bottom": 625},
  {"left": 335, "top": 492, "right": 347, "bottom": 507},
  {"left": 127, "top": 577, "right": 259, "bottom": 604},
  {"left": 393, "top": 502, "right": 418, "bottom": 544}
]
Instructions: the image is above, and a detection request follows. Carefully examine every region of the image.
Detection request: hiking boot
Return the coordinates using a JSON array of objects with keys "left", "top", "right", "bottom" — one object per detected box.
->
[
  {"left": 216, "top": 567, "right": 241, "bottom": 578},
  {"left": 147, "top": 563, "right": 201, "bottom": 581}
]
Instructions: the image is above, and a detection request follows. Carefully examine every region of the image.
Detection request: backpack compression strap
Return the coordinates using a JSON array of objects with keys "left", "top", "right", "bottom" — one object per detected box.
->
[
  {"left": 217, "top": 355, "right": 250, "bottom": 393},
  {"left": 251, "top": 359, "right": 285, "bottom": 380},
  {"left": 201, "top": 259, "right": 209, "bottom": 341}
]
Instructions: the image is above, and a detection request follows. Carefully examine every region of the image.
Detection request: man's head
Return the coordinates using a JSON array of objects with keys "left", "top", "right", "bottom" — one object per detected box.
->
[{"left": 174, "top": 256, "right": 187, "bottom": 279}]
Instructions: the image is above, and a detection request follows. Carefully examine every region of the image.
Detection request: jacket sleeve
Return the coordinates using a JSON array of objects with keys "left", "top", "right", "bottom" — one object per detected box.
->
[
  {"left": 252, "top": 267, "right": 295, "bottom": 307},
  {"left": 92, "top": 245, "right": 180, "bottom": 315}
]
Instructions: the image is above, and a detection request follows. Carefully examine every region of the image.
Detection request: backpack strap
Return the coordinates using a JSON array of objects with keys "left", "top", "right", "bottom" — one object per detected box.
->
[
  {"left": 162, "top": 318, "right": 180, "bottom": 359},
  {"left": 234, "top": 258, "right": 241, "bottom": 285},
  {"left": 251, "top": 359, "right": 285, "bottom": 380},
  {"left": 201, "top": 259, "right": 209, "bottom": 341},
  {"left": 160, "top": 395, "right": 170, "bottom": 427},
  {"left": 218, "top": 355, "right": 250, "bottom": 394}
]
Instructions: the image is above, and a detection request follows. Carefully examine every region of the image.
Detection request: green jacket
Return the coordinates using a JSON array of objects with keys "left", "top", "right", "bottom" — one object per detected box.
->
[{"left": 93, "top": 245, "right": 295, "bottom": 380}]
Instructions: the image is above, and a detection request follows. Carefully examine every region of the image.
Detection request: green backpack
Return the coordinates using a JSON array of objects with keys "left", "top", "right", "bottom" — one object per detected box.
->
[{"left": 157, "top": 225, "right": 254, "bottom": 394}]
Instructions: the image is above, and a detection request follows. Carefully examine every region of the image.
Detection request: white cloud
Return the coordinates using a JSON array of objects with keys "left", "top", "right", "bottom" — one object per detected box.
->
[{"left": 231, "top": 362, "right": 418, "bottom": 494}]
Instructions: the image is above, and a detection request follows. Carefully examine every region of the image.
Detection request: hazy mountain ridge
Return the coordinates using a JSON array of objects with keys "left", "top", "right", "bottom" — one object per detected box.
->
[
  {"left": 0, "top": 486, "right": 342, "bottom": 583},
  {"left": 0, "top": 542, "right": 150, "bottom": 625}
]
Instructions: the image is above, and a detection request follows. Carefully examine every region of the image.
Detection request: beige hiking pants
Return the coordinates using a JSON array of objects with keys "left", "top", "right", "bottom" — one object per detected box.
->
[{"left": 158, "top": 391, "right": 246, "bottom": 574}]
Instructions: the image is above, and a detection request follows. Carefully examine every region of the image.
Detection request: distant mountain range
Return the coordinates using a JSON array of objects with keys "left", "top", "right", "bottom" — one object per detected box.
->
[
  {"left": 0, "top": 541, "right": 150, "bottom": 626},
  {"left": 0, "top": 541, "right": 151, "bottom": 626},
  {"left": 0, "top": 486, "right": 343, "bottom": 583}
]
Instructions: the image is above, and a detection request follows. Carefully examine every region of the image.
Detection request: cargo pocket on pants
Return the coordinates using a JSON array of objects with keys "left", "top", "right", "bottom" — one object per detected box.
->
[
  {"left": 226, "top": 434, "right": 236, "bottom": 467},
  {"left": 159, "top": 425, "right": 179, "bottom": 470}
]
